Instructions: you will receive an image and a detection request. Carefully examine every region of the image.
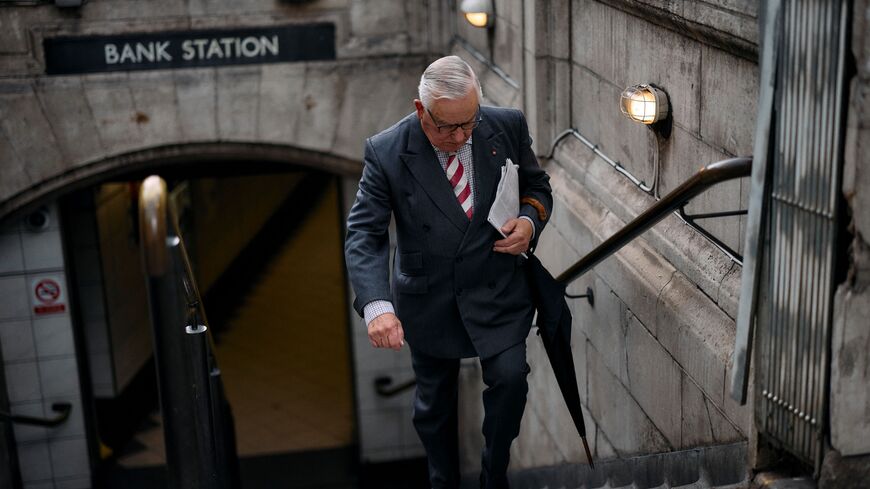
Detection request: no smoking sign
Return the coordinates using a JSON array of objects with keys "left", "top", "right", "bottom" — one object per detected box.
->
[{"left": 32, "top": 277, "right": 67, "bottom": 315}]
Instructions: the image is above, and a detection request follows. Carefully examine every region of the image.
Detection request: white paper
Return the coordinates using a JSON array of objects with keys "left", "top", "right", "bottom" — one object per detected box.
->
[{"left": 487, "top": 158, "right": 527, "bottom": 258}]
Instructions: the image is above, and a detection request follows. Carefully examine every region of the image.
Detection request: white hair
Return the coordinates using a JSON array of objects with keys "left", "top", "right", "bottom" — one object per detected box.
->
[{"left": 418, "top": 55, "right": 483, "bottom": 108}]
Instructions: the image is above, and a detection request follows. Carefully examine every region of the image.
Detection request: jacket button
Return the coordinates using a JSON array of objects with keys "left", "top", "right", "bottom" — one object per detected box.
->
[
  {"left": 423, "top": 224, "right": 431, "bottom": 231},
  {"left": 455, "top": 256, "right": 463, "bottom": 263},
  {"left": 456, "top": 288, "right": 463, "bottom": 296}
]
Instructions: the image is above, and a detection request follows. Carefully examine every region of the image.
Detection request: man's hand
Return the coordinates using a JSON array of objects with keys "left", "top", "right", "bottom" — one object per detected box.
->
[
  {"left": 368, "top": 313, "right": 405, "bottom": 351},
  {"left": 494, "top": 218, "right": 533, "bottom": 255}
]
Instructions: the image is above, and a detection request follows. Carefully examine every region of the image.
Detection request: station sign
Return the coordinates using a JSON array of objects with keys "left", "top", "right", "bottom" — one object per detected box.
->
[{"left": 43, "top": 23, "right": 335, "bottom": 75}]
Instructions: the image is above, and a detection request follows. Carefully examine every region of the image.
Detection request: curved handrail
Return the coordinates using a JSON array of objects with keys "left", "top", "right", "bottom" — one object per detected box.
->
[
  {"left": 137, "top": 175, "right": 238, "bottom": 489},
  {"left": 140, "top": 176, "right": 169, "bottom": 277},
  {"left": 556, "top": 157, "right": 752, "bottom": 285},
  {"left": 0, "top": 402, "right": 72, "bottom": 427}
]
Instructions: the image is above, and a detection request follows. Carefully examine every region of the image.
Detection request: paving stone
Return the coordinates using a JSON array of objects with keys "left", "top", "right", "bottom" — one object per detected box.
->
[
  {"left": 700, "top": 45, "right": 759, "bottom": 158},
  {"left": 0, "top": 127, "right": 30, "bottom": 205},
  {"left": 257, "top": 63, "right": 308, "bottom": 145},
  {"left": 82, "top": 73, "right": 146, "bottom": 157},
  {"left": 127, "top": 71, "right": 184, "bottom": 149},
  {"left": 0, "top": 9, "right": 29, "bottom": 55},
  {"left": 32, "top": 77, "right": 106, "bottom": 165},
  {"left": 492, "top": 21, "right": 522, "bottom": 84},
  {"left": 586, "top": 341, "right": 671, "bottom": 457},
  {"left": 626, "top": 313, "right": 682, "bottom": 448},
  {"left": 216, "top": 66, "right": 261, "bottom": 141},
  {"left": 583, "top": 275, "right": 630, "bottom": 385},
  {"left": 174, "top": 68, "right": 219, "bottom": 141},
  {"left": 656, "top": 272, "right": 734, "bottom": 410},
  {"left": 682, "top": 372, "right": 743, "bottom": 450},
  {"left": 294, "top": 64, "right": 345, "bottom": 154},
  {"left": 830, "top": 284, "right": 870, "bottom": 455},
  {"left": 571, "top": 0, "right": 616, "bottom": 82},
  {"left": 612, "top": 6, "right": 703, "bottom": 134},
  {"left": 0, "top": 85, "right": 66, "bottom": 183},
  {"left": 332, "top": 61, "right": 404, "bottom": 160},
  {"left": 570, "top": 65, "right": 654, "bottom": 187}
]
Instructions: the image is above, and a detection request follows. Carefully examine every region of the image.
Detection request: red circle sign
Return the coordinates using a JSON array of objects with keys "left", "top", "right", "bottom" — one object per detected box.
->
[{"left": 34, "top": 279, "right": 61, "bottom": 304}]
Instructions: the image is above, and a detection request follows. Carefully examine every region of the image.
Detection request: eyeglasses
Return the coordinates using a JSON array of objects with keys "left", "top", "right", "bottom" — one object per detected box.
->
[{"left": 426, "top": 106, "right": 482, "bottom": 134}]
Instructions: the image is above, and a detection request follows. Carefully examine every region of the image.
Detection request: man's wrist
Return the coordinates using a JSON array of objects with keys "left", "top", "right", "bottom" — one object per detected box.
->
[
  {"left": 518, "top": 215, "right": 536, "bottom": 240},
  {"left": 363, "top": 300, "right": 395, "bottom": 326}
]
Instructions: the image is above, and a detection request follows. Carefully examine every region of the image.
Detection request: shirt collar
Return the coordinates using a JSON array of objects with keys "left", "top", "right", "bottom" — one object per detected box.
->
[{"left": 432, "top": 136, "right": 473, "bottom": 156}]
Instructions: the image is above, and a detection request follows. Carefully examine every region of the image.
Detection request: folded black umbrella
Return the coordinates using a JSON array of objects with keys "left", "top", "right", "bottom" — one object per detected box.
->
[{"left": 525, "top": 253, "right": 594, "bottom": 468}]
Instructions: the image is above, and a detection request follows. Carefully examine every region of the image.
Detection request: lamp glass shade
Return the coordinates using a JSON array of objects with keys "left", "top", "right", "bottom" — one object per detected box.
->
[
  {"left": 465, "top": 12, "right": 490, "bottom": 27},
  {"left": 460, "top": 0, "right": 493, "bottom": 28},
  {"left": 620, "top": 84, "right": 668, "bottom": 124}
]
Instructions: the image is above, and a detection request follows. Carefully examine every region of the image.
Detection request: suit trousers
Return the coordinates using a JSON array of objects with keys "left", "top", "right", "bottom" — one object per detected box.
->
[{"left": 410, "top": 341, "right": 530, "bottom": 489}]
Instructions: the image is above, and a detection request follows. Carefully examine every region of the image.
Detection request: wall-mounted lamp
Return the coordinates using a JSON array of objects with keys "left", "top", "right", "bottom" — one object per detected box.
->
[
  {"left": 620, "top": 83, "right": 671, "bottom": 139},
  {"left": 461, "top": 0, "right": 494, "bottom": 28},
  {"left": 620, "top": 84, "right": 669, "bottom": 125}
]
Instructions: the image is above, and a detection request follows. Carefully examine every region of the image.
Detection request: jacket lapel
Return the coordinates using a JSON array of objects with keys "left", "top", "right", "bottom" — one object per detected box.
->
[
  {"left": 400, "top": 119, "right": 470, "bottom": 233},
  {"left": 470, "top": 116, "right": 503, "bottom": 227}
]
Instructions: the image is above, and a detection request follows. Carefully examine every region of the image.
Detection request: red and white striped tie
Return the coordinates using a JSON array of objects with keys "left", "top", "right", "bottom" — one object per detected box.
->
[{"left": 447, "top": 154, "right": 473, "bottom": 219}]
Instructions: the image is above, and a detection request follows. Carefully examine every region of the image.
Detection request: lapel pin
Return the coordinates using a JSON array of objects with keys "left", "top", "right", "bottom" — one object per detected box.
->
[{"left": 492, "top": 149, "right": 497, "bottom": 155}]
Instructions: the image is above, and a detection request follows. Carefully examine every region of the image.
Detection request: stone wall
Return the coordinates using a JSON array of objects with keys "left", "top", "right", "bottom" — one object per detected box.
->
[
  {"left": 0, "top": 0, "right": 445, "bottom": 219},
  {"left": 826, "top": 0, "right": 870, "bottom": 477},
  {"left": 454, "top": 0, "right": 759, "bottom": 474},
  {"left": 0, "top": 0, "right": 442, "bottom": 478}
]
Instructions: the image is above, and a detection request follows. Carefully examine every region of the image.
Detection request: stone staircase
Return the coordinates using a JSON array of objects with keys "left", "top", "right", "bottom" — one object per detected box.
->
[{"left": 475, "top": 442, "right": 750, "bottom": 489}]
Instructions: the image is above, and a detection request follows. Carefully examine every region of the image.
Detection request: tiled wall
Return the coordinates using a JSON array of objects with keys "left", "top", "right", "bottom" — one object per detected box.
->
[
  {"left": 340, "top": 178, "right": 425, "bottom": 463},
  {"left": 0, "top": 203, "right": 91, "bottom": 489}
]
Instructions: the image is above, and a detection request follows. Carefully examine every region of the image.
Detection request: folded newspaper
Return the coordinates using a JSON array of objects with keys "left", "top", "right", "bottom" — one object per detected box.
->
[{"left": 487, "top": 158, "right": 528, "bottom": 258}]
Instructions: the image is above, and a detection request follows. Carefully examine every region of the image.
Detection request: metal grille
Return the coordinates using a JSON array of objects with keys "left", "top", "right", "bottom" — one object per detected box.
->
[{"left": 757, "top": 0, "right": 849, "bottom": 470}]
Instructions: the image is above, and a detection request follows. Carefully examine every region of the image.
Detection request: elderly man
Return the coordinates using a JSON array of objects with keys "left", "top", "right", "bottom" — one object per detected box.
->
[{"left": 345, "top": 55, "right": 552, "bottom": 489}]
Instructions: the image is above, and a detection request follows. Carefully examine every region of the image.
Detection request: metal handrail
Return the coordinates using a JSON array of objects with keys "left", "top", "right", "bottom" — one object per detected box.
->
[
  {"left": 138, "top": 175, "right": 238, "bottom": 489},
  {"left": 556, "top": 157, "right": 752, "bottom": 285},
  {"left": 0, "top": 403, "right": 71, "bottom": 427},
  {"left": 139, "top": 177, "right": 212, "bottom": 331}
]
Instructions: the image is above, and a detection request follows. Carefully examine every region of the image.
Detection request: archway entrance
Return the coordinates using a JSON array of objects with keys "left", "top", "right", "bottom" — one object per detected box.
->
[{"left": 5, "top": 146, "right": 359, "bottom": 488}]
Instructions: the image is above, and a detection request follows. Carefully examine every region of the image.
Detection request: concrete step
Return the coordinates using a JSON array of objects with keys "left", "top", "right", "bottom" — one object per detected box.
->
[{"left": 501, "top": 442, "right": 748, "bottom": 489}]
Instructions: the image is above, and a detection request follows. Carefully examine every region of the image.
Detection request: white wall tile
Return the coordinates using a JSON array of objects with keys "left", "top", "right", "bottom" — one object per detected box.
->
[
  {"left": 21, "top": 230, "right": 65, "bottom": 270},
  {"left": 55, "top": 475, "right": 91, "bottom": 489},
  {"left": 17, "top": 441, "right": 53, "bottom": 482},
  {"left": 5, "top": 361, "right": 42, "bottom": 402},
  {"left": 355, "top": 368, "right": 416, "bottom": 411},
  {"left": 0, "top": 319, "right": 36, "bottom": 362},
  {"left": 72, "top": 246, "right": 102, "bottom": 284},
  {"left": 399, "top": 406, "right": 423, "bottom": 450},
  {"left": 33, "top": 315, "right": 75, "bottom": 358},
  {"left": 87, "top": 351, "right": 114, "bottom": 398},
  {"left": 0, "top": 275, "right": 30, "bottom": 320},
  {"left": 0, "top": 232, "right": 24, "bottom": 273},
  {"left": 49, "top": 437, "right": 90, "bottom": 478},
  {"left": 10, "top": 401, "right": 47, "bottom": 443},
  {"left": 38, "top": 357, "right": 80, "bottom": 399},
  {"left": 359, "top": 409, "right": 403, "bottom": 453},
  {"left": 0, "top": 216, "right": 21, "bottom": 234},
  {"left": 23, "top": 481, "right": 54, "bottom": 489},
  {"left": 77, "top": 284, "right": 106, "bottom": 323}
]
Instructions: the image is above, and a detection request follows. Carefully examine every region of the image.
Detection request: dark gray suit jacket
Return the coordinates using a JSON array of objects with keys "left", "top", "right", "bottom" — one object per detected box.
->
[{"left": 344, "top": 106, "right": 553, "bottom": 359}]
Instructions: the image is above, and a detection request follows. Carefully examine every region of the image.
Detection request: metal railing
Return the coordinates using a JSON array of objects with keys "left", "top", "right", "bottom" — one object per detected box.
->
[
  {"left": 557, "top": 157, "right": 752, "bottom": 285},
  {"left": 0, "top": 403, "right": 71, "bottom": 428},
  {"left": 139, "top": 176, "right": 239, "bottom": 489},
  {"left": 373, "top": 157, "right": 752, "bottom": 400}
]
